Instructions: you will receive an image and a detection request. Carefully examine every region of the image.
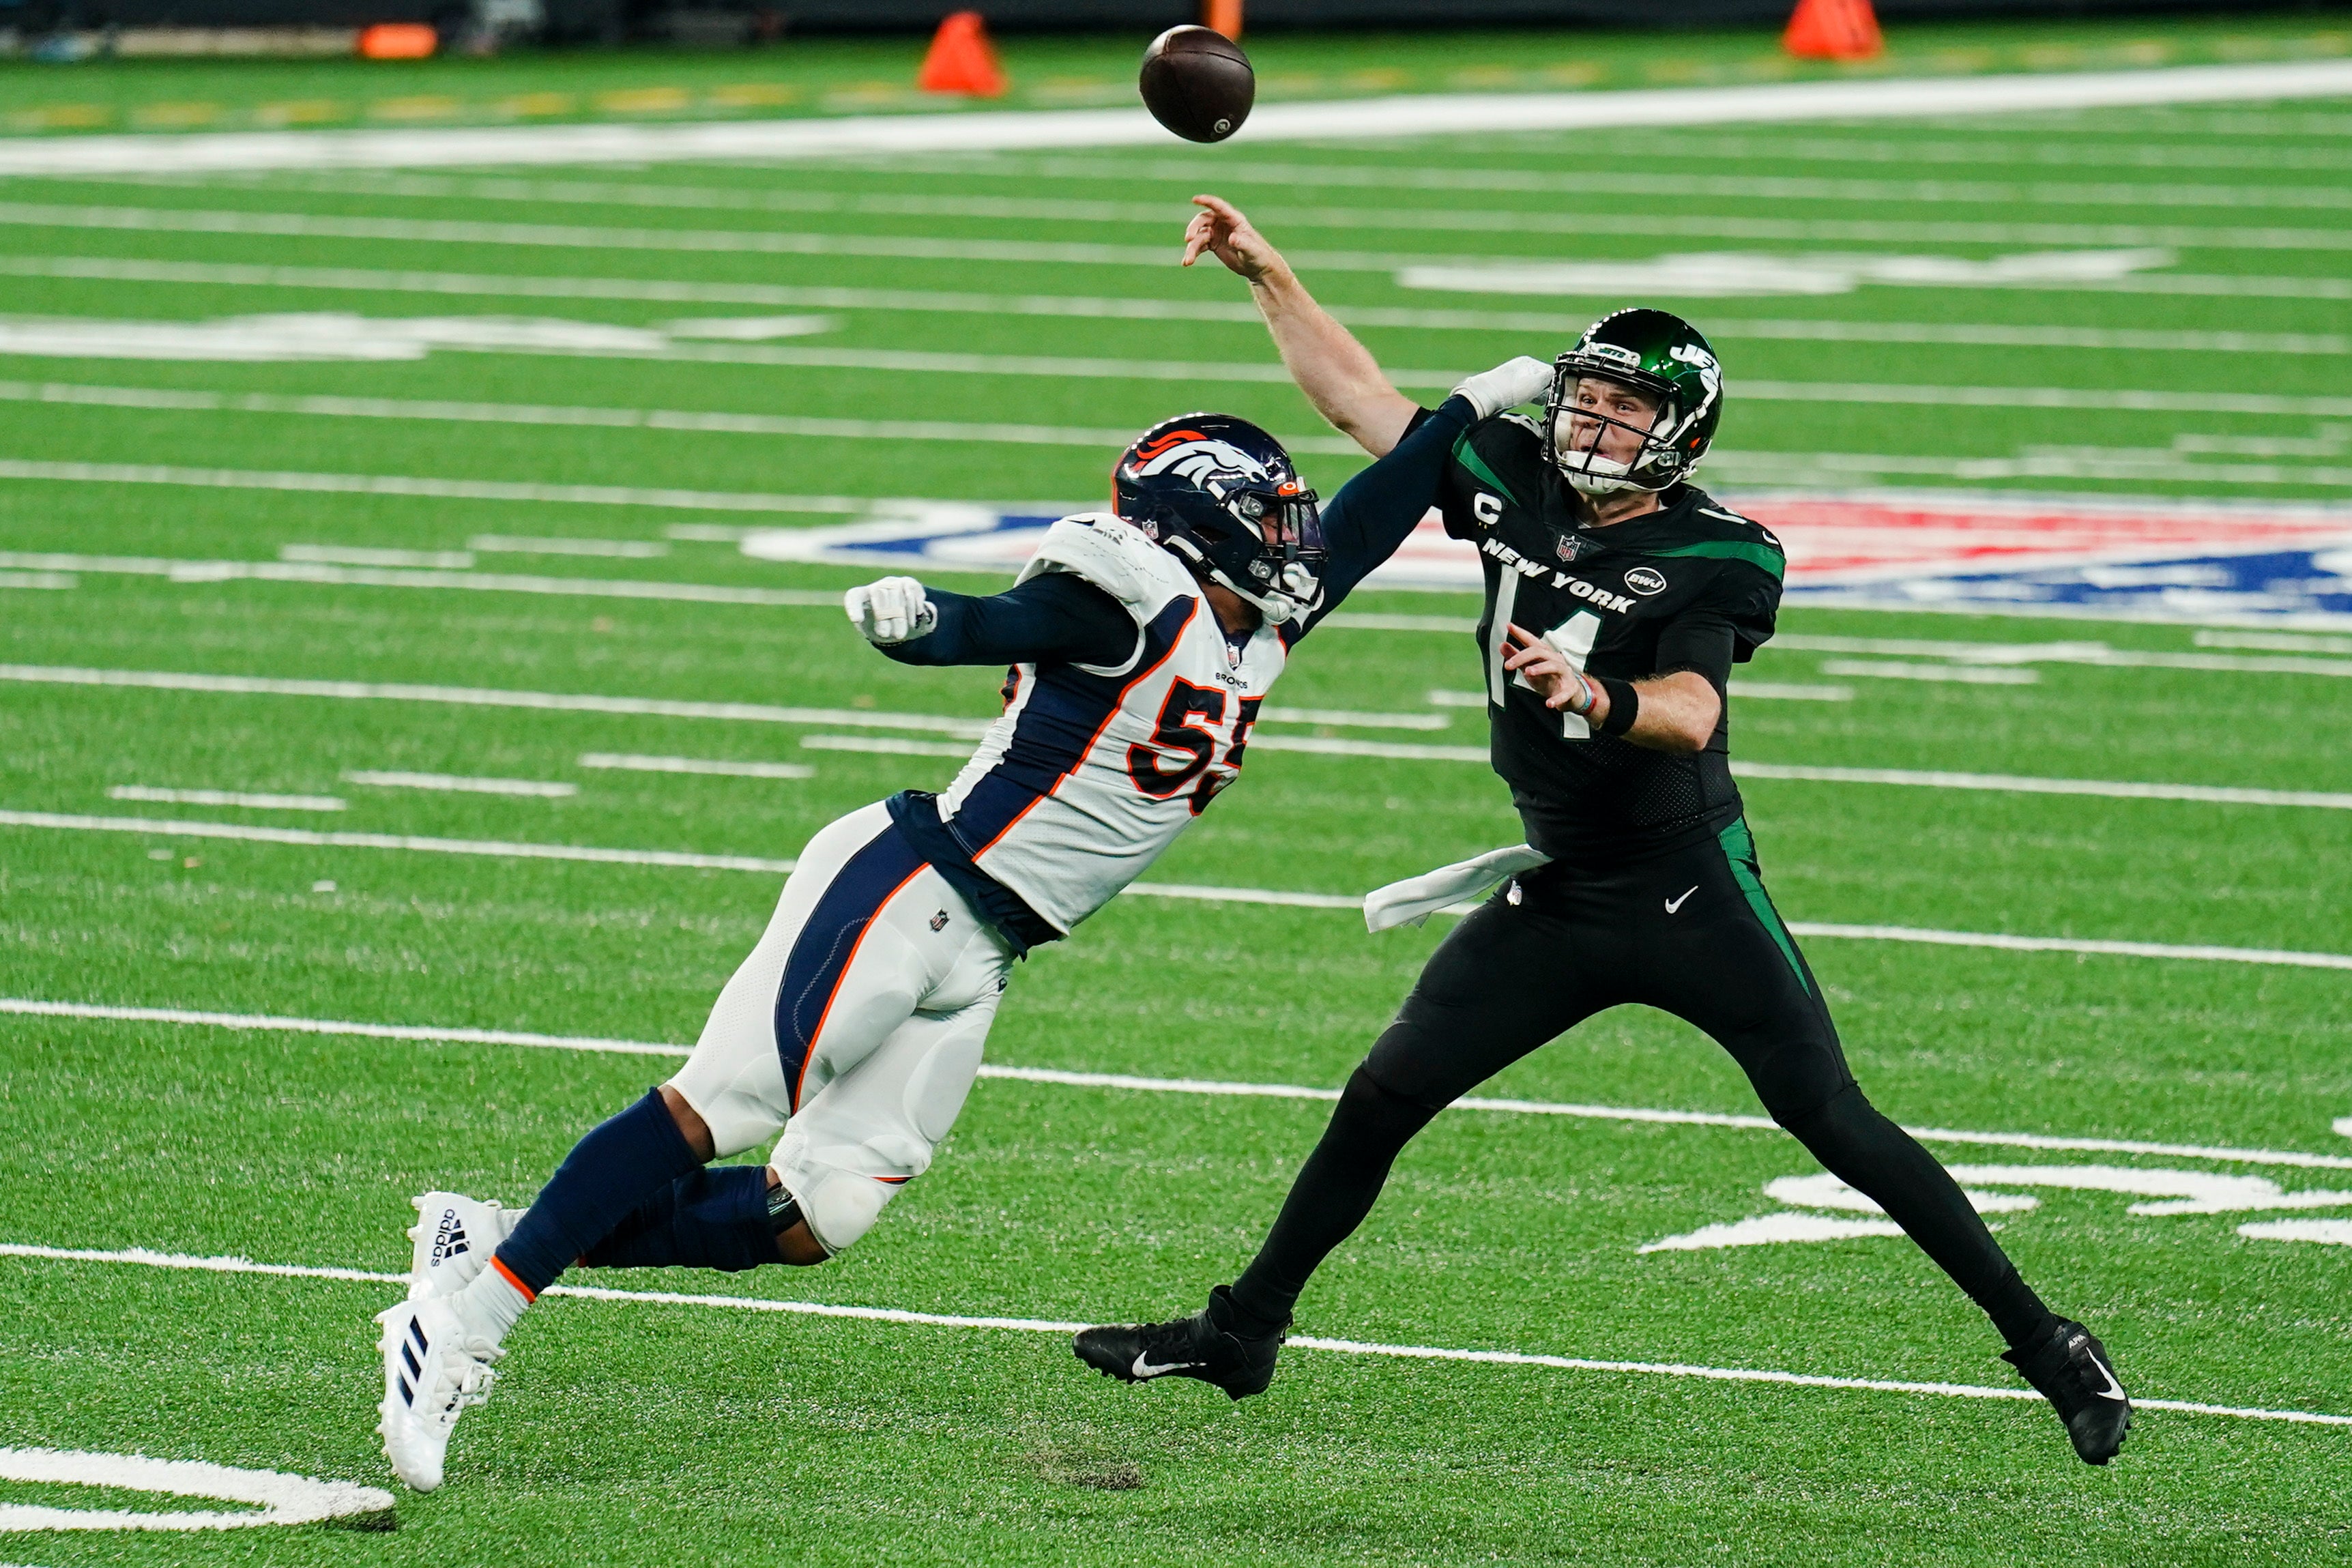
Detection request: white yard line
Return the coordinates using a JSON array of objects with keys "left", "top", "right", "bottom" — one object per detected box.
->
[
  {"left": 1816, "top": 660, "right": 2042, "bottom": 685},
  {"left": 7, "top": 663, "right": 2341, "bottom": 805},
  {"left": 1245, "top": 736, "right": 1490, "bottom": 763},
  {"left": 0, "top": 664, "right": 995, "bottom": 736},
  {"left": 16, "top": 374, "right": 2352, "bottom": 424},
  {"left": 158, "top": 166, "right": 2352, "bottom": 221},
  {"left": 0, "top": 999, "right": 688, "bottom": 1056},
  {"left": 861, "top": 152, "right": 2352, "bottom": 246},
  {"left": 0, "top": 811, "right": 796, "bottom": 873},
  {"left": 0, "top": 380, "right": 1287, "bottom": 454},
  {"left": 1775, "top": 634, "right": 2352, "bottom": 678},
  {"left": 0, "top": 1240, "right": 2343, "bottom": 1428},
  {"left": 108, "top": 785, "right": 344, "bottom": 811},
  {"left": 1788, "top": 923, "right": 2352, "bottom": 976},
  {"left": 1438, "top": 128, "right": 2352, "bottom": 172},
  {"left": 2, "top": 205, "right": 2349, "bottom": 289},
  {"left": 1712, "top": 446, "right": 2352, "bottom": 489},
  {"left": 5, "top": 256, "right": 2344, "bottom": 356},
  {"left": 0, "top": 458, "right": 879, "bottom": 517},
  {"left": 342, "top": 770, "right": 577, "bottom": 798},
  {"left": 800, "top": 735, "right": 972, "bottom": 759},
  {"left": 280, "top": 542, "right": 471, "bottom": 569},
  {"left": 1260, "top": 707, "right": 1451, "bottom": 731},
  {"left": 469, "top": 534, "right": 668, "bottom": 558},
  {"left": 11, "top": 1000, "right": 2352, "bottom": 1171},
  {"left": 0, "top": 568, "right": 78, "bottom": 590},
  {"left": 0, "top": 549, "right": 843, "bottom": 608},
  {"left": 8, "top": 59, "right": 2352, "bottom": 174},
  {"left": 578, "top": 752, "right": 812, "bottom": 781},
  {"left": 1732, "top": 762, "right": 2352, "bottom": 810}
]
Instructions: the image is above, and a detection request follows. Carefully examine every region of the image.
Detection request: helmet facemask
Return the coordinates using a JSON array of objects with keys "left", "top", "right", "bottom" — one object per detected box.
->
[
  {"left": 1538, "top": 312, "right": 1725, "bottom": 496},
  {"left": 1157, "top": 480, "right": 1328, "bottom": 625},
  {"left": 1543, "top": 362, "right": 1690, "bottom": 495}
]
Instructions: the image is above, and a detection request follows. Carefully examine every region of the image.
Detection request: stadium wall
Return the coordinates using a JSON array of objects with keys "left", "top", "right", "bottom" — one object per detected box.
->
[{"left": 19, "top": 0, "right": 2352, "bottom": 42}]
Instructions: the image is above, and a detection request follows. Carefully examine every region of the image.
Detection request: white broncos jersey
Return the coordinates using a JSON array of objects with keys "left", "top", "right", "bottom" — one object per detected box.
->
[{"left": 936, "top": 512, "right": 1290, "bottom": 934}]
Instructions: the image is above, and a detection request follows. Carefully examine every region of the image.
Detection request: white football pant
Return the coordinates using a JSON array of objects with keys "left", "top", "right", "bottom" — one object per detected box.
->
[{"left": 667, "top": 801, "right": 1013, "bottom": 1256}]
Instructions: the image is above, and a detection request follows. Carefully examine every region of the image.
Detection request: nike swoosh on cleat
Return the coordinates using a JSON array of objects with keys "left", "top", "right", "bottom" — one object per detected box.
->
[
  {"left": 2092, "top": 1361, "right": 2129, "bottom": 1402},
  {"left": 1665, "top": 886, "right": 1698, "bottom": 914},
  {"left": 1131, "top": 1354, "right": 1204, "bottom": 1379}
]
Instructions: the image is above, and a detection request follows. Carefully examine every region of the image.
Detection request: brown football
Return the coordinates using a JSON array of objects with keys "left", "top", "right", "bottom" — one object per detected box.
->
[{"left": 1139, "top": 25, "right": 1255, "bottom": 144}]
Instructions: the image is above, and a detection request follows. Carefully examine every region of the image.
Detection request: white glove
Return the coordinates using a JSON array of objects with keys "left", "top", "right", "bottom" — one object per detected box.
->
[
  {"left": 1451, "top": 355, "right": 1556, "bottom": 421},
  {"left": 844, "top": 575, "right": 937, "bottom": 645}
]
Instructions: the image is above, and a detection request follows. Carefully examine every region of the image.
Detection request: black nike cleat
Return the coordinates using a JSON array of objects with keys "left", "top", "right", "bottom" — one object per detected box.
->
[
  {"left": 2002, "top": 1317, "right": 2132, "bottom": 1464},
  {"left": 1073, "top": 1286, "right": 1285, "bottom": 1401}
]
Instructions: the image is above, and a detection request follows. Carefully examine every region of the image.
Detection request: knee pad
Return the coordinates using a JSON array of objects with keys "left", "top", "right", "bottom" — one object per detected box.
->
[{"left": 787, "top": 1165, "right": 897, "bottom": 1258}]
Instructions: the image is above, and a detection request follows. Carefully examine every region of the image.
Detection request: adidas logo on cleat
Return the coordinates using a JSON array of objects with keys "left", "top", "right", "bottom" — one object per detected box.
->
[{"left": 431, "top": 1213, "right": 470, "bottom": 1265}]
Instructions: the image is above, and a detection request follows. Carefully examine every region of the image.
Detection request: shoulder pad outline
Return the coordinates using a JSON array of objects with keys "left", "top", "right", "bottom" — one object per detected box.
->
[{"left": 1017, "top": 512, "right": 1187, "bottom": 614}]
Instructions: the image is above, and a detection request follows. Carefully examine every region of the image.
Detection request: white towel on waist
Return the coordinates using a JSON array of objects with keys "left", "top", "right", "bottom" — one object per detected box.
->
[{"left": 1363, "top": 843, "right": 1553, "bottom": 933}]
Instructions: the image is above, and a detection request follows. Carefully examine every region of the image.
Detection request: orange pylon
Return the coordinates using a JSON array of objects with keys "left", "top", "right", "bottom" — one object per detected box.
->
[
  {"left": 1783, "top": 0, "right": 1882, "bottom": 61},
  {"left": 1203, "top": 0, "right": 1243, "bottom": 40},
  {"left": 917, "top": 11, "right": 1008, "bottom": 98}
]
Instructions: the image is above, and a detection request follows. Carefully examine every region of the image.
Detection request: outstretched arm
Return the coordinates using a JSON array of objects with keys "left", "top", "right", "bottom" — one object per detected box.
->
[
  {"left": 1183, "top": 194, "right": 1420, "bottom": 459},
  {"left": 847, "top": 572, "right": 1137, "bottom": 668},
  {"left": 1294, "top": 358, "right": 1558, "bottom": 639}
]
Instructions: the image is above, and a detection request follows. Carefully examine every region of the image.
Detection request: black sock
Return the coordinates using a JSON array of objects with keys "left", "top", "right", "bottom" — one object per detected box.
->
[
  {"left": 493, "top": 1088, "right": 705, "bottom": 1294},
  {"left": 579, "top": 1164, "right": 779, "bottom": 1273},
  {"left": 1979, "top": 1266, "right": 2058, "bottom": 1350},
  {"left": 1228, "top": 1066, "right": 1441, "bottom": 1335}
]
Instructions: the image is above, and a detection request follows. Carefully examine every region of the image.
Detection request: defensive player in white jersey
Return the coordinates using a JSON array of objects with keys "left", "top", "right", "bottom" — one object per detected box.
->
[{"left": 375, "top": 371, "right": 1553, "bottom": 1492}]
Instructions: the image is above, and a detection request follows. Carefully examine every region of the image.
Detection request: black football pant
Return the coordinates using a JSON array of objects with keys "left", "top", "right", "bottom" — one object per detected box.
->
[{"left": 1228, "top": 819, "right": 2050, "bottom": 1346}]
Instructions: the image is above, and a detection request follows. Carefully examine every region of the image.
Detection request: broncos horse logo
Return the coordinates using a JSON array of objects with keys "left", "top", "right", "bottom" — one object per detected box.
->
[{"left": 1128, "top": 431, "right": 1275, "bottom": 493}]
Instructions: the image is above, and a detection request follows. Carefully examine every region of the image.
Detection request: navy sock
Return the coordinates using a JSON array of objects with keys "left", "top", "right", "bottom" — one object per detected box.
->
[
  {"left": 579, "top": 1165, "right": 779, "bottom": 1273},
  {"left": 493, "top": 1088, "right": 704, "bottom": 1296}
]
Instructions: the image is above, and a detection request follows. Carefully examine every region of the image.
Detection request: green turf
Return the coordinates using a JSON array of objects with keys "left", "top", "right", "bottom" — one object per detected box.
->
[{"left": 3, "top": 23, "right": 2351, "bottom": 1565}]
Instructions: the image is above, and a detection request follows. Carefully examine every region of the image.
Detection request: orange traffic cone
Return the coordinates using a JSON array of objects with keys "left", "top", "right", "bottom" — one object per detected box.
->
[
  {"left": 917, "top": 11, "right": 1008, "bottom": 98},
  {"left": 1782, "top": 0, "right": 1882, "bottom": 61}
]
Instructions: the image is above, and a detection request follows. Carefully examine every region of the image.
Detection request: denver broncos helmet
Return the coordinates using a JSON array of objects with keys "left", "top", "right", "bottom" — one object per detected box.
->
[{"left": 1113, "top": 413, "right": 1327, "bottom": 625}]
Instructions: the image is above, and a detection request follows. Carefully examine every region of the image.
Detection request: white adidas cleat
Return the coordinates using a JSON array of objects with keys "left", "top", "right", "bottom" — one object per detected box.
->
[
  {"left": 406, "top": 1191, "right": 522, "bottom": 1301},
  {"left": 375, "top": 1295, "right": 503, "bottom": 1492}
]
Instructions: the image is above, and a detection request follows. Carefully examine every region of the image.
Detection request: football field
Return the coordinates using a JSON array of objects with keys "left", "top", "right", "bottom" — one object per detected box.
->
[{"left": 3, "top": 21, "right": 2351, "bottom": 1563}]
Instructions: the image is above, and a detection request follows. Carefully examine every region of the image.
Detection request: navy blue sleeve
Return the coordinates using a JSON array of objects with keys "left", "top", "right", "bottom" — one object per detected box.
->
[
  {"left": 877, "top": 570, "right": 1138, "bottom": 669},
  {"left": 1286, "top": 394, "right": 1477, "bottom": 644}
]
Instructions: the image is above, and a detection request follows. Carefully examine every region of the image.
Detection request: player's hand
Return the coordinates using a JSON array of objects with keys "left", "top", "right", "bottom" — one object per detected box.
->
[
  {"left": 845, "top": 576, "right": 938, "bottom": 645},
  {"left": 1452, "top": 355, "right": 1556, "bottom": 420},
  {"left": 1182, "top": 194, "right": 1286, "bottom": 282},
  {"left": 1505, "top": 624, "right": 1599, "bottom": 714}
]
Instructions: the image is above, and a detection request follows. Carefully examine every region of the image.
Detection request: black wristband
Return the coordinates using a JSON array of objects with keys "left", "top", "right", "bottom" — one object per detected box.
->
[{"left": 1596, "top": 678, "right": 1639, "bottom": 736}]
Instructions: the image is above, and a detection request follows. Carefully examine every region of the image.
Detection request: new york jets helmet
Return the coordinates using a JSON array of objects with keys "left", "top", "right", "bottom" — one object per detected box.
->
[
  {"left": 1542, "top": 308, "right": 1724, "bottom": 496},
  {"left": 1113, "top": 413, "right": 1327, "bottom": 624}
]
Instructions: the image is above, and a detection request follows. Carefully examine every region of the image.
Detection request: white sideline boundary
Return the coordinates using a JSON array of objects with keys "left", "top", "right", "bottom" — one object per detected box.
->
[
  {"left": 8, "top": 998, "right": 2352, "bottom": 1172},
  {"left": 7, "top": 60, "right": 2352, "bottom": 175},
  {"left": 0, "top": 1241, "right": 2340, "bottom": 1428}
]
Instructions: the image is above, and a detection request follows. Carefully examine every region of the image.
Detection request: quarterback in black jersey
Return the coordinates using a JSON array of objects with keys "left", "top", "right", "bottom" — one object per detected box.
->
[{"left": 1076, "top": 197, "right": 2132, "bottom": 1467}]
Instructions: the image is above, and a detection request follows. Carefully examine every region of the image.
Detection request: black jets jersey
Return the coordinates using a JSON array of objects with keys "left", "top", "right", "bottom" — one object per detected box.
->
[{"left": 1436, "top": 411, "right": 1786, "bottom": 869}]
